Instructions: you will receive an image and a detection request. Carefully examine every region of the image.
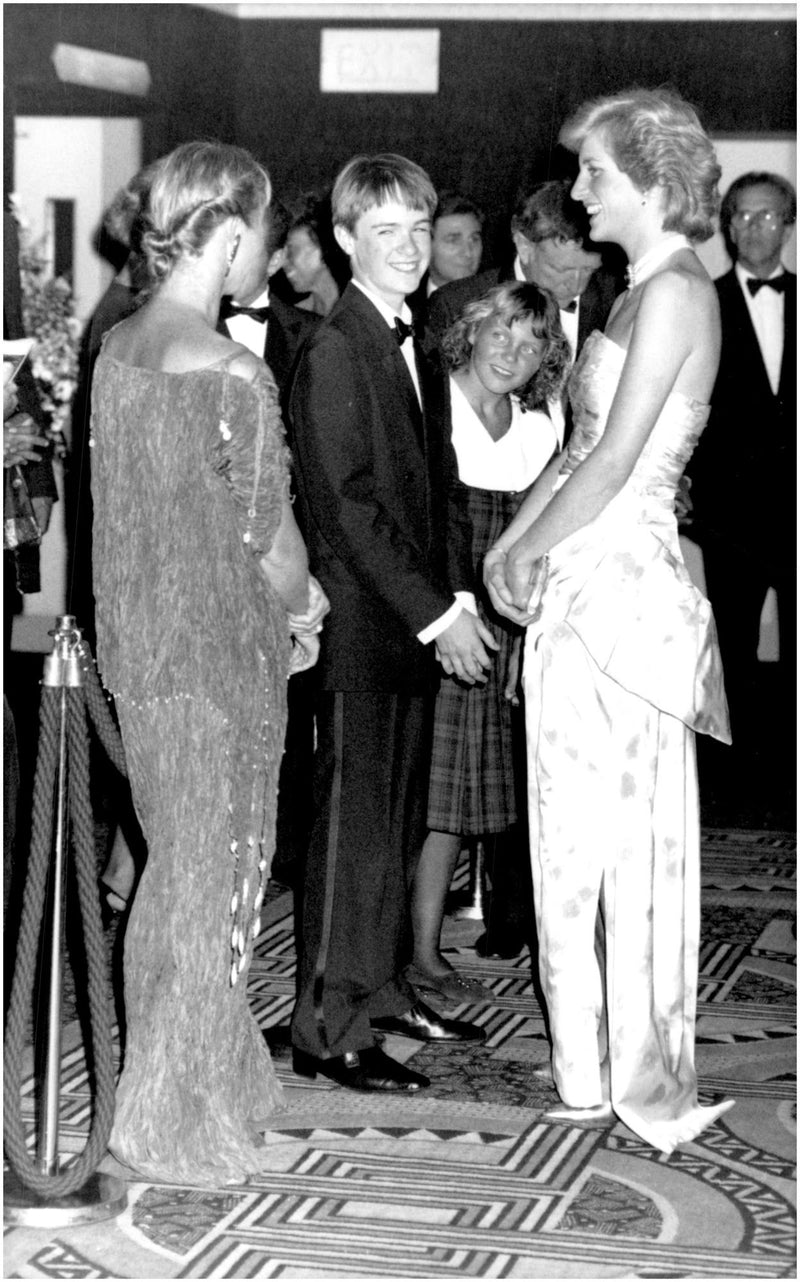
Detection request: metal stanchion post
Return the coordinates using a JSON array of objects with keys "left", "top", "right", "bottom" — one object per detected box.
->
[{"left": 4, "top": 615, "right": 127, "bottom": 1226}]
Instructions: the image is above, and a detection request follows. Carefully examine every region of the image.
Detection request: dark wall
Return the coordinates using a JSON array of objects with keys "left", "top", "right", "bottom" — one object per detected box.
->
[
  {"left": 233, "top": 17, "right": 795, "bottom": 260},
  {"left": 4, "top": 6, "right": 795, "bottom": 261}
]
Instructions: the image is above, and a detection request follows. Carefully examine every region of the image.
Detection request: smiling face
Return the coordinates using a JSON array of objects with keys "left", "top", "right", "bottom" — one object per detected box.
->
[
  {"left": 571, "top": 127, "right": 646, "bottom": 248},
  {"left": 468, "top": 312, "right": 546, "bottom": 397},
  {"left": 729, "top": 182, "right": 793, "bottom": 277},
  {"left": 335, "top": 200, "right": 431, "bottom": 310},
  {"left": 430, "top": 213, "right": 483, "bottom": 286}
]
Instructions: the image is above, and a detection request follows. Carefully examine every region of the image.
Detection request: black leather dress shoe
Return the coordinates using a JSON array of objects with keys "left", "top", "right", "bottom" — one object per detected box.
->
[
  {"left": 292, "top": 1045, "right": 429, "bottom": 1092},
  {"left": 474, "top": 932, "right": 525, "bottom": 960},
  {"left": 372, "top": 1000, "right": 486, "bottom": 1043}
]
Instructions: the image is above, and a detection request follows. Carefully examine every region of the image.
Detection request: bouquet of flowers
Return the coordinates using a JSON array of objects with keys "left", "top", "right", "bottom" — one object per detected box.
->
[{"left": 10, "top": 196, "right": 80, "bottom": 459}]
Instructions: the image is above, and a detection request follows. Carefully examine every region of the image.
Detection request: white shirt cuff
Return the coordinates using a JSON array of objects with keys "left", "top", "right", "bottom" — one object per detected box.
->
[{"left": 418, "top": 592, "right": 478, "bottom": 645}]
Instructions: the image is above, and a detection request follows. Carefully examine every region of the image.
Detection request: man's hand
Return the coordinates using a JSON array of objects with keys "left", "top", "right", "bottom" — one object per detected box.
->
[
  {"left": 434, "top": 608, "right": 499, "bottom": 684},
  {"left": 287, "top": 574, "right": 330, "bottom": 636},
  {"left": 289, "top": 632, "right": 320, "bottom": 675},
  {"left": 4, "top": 413, "right": 48, "bottom": 467}
]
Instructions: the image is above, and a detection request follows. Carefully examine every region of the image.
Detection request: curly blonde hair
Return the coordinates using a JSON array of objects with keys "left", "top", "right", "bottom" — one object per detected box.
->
[
  {"left": 140, "top": 141, "right": 271, "bottom": 285},
  {"left": 442, "top": 281, "right": 571, "bottom": 411},
  {"left": 559, "top": 86, "right": 721, "bottom": 243}
]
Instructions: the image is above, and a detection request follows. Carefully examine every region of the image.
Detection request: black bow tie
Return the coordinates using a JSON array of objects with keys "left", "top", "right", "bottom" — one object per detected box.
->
[
  {"left": 394, "top": 316, "right": 417, "bottom": 345},
  {"left": 561, "top": 299, "right": 578, "bottom": 314},
  {"left": 747, "top": 275, "right": 787, "bottom": 297},
  {"left": 221, "top": 299, "right": 271, "bottom": 323}
]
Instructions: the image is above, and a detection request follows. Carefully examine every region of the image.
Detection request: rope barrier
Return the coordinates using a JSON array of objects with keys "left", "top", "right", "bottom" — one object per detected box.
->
[{"left": 4, "top": 617, "right": 126, "bottom": 1197}]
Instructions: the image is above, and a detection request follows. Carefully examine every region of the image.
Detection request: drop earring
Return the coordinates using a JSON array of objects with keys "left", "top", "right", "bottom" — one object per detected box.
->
[{"left": 226, "top": 234, "right": 241, "bottom": 275}]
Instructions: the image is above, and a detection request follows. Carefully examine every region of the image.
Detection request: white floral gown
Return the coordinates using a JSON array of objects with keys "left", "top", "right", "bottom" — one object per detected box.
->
[{"left": 523, "top": 331, "right": 733, "bottom": 1155}]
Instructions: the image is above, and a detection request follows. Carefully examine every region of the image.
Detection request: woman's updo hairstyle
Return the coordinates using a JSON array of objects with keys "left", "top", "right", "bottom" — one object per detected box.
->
[
  {"left": 559, "top": 86, "right": 721, "bottom": 243},
  {"left": 140, "top": 141, "right": 271, "bottom": 285},
  {"left": 442, "top": 281, "right": 571, "bottom": 412}
]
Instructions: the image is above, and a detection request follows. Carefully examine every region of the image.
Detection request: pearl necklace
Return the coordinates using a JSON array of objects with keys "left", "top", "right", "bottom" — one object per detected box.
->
[{"left": 625, "top": 235, "right": 691, "bottom": 290}]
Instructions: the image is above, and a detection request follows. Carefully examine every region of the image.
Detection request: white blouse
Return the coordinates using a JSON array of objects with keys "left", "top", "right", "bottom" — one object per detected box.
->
[{"left": 449, "top": 376, "right": 558, "bottom": 493}]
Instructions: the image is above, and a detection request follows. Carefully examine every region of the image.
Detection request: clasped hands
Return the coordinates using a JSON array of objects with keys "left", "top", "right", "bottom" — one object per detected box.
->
[
  {"left": 483, "top": 547, "right": 542, "bottom": 627},
  {"left": 287, "top": 574, "right": 330, "bottom": 675}
]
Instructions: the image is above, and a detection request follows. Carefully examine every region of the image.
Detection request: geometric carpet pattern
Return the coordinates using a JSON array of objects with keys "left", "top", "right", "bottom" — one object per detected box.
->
[{"left": 4, "top": 828, "right": 796, "bottom": 1279}]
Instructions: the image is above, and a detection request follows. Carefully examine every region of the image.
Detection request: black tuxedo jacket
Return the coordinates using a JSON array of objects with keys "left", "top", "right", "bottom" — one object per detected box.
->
[
  {"left": 689, "top": 268, "right": 796, "bottom": 563},
  {"left": 289, "top": 282, "right": 472, "bottom": 693},
  {"left": 423, "top": 262, "right": 620, "bottom": 358},
  {"left": 218, "top": 294, "right": 319, "bottom": 425}
]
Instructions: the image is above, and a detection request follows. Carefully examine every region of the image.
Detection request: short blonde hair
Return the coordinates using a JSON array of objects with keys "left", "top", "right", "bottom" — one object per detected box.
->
[
  {"left": 332, "top": 153, "right": 436, "bottom": 233},
  {"left": 559, "top": 86, "right": 721, "bottom": 243},
  {"left": 141, "top": 141, "right": 271, "bottom": 284}
]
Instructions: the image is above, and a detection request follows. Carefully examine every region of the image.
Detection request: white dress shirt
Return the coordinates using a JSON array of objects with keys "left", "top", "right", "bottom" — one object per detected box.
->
[{"left": 735, "top": 262, "right": 785, "bottom": 395}]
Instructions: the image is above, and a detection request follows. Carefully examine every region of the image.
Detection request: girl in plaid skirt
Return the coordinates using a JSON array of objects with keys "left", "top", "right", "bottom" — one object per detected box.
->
[{"left": 408, "top": 282, "right": 571, "bottom": 1000}]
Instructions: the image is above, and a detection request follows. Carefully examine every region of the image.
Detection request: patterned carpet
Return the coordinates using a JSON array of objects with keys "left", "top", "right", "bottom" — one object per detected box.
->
[{"left": 3, "top": 828, "right": 796, "bottom": 1280}]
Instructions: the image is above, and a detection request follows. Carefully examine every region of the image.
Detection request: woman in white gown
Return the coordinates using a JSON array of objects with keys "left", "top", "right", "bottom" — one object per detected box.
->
[{"left": 484, "top": 87, "right": 734, "bottom": 1155}]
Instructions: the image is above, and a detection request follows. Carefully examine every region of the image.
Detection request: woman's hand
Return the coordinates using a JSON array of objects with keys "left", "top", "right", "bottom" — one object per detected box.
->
[
  {"left": 289, "top": 632, "right": 320, "bottom": 675},
  {"left": 4, "top": 413, "right": 49, "bottom": 468},
  {"left": 484, "top": 547, "right": 536, "bottom": 626},
  {"left": 287, "top": 574, "right": 330, "bottom": 637},
  {"left": 4, "top": 381, "right": 19, "bottom": 421}
]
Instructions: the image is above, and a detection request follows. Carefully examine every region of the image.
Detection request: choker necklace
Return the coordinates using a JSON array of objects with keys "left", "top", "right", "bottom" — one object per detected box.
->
[{"left": 626, "top": 235, "right": 691, "bottom": 290}]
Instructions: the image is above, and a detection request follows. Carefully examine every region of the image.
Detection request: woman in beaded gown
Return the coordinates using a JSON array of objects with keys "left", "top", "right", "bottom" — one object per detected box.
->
[
  {"left": 485, "top": 88, "right": 734, "bottom": 1155},
  {"left": 90, "top": 142, "right": 328, "bottom": 1186}
]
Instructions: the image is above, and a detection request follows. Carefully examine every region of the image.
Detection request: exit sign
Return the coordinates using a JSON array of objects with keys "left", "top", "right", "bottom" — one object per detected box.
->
[{"left": 321, "top": 29, "right": 440, "bottom": 94}]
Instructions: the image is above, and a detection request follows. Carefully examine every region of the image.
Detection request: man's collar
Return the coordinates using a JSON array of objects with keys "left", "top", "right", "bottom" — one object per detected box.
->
[
  {"left": 351, "top": 278, "right": 412, "bottom": 325},
  {"left": 735, "top": 261, "right": 785, "bottom": 288}
]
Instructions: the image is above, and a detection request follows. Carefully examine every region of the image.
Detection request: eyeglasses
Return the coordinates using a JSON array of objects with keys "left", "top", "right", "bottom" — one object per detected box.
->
[{"left": 730, "top": 209, "right": 784, "bottom": 230}]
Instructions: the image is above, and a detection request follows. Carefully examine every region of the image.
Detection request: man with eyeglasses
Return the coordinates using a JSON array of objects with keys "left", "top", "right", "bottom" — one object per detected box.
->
[{"left": 689, "top": 171, "right": 796, "bottom": 817}]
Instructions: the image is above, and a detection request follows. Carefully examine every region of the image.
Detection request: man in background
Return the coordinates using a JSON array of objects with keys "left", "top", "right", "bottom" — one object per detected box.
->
[
  {"left": 688, "top": 172, "right": 796, "bottom": 815},
  {"left": 220, "top": 197, "right": 321, "bottom": 886}
]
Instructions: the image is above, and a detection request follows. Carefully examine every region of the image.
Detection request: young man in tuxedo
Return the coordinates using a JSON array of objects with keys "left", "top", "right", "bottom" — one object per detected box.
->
[
  {"left": 688, "top": 172, "right": 796, "bottom": 808},
  {"left": 288, "top": 154, "right": 496, "bottom": 1092},
  {"left": 220, "top": 199, "right": 321, "bottom": 886}
]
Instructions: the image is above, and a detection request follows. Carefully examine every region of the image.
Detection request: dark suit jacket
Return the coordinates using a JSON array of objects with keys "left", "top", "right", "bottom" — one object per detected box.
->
[
  {"left": 689, "top": 268, "right": 796, "bottom": 568},
  {"left": 289, "top": 282, "right": 472, "bottom": 693},
  {"left": 423, "top": 261, "right": 620, "bottom": 359},
  {"left": 219, "top": 293, "right": 319, "bottom": 424}
]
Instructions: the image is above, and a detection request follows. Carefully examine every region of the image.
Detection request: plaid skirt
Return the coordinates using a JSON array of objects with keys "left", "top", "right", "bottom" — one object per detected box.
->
[{"left": 427, "top": 486, "right": 525, "bottom": 836}]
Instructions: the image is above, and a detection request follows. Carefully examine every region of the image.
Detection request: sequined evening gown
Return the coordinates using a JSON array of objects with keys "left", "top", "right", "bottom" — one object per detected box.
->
[{"left": 91, "top": 351, "right": 291, "bottom": 1185}]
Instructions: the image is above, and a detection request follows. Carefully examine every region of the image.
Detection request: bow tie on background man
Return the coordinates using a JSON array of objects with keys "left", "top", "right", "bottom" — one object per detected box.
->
[
  {"left": 747, "top": 274, "right": 787, "bottom": 297},
  {"left": 220, "top": 299, "right": 272, "bottom": 323},
  {"left": 393, "top": 316, "right": 418, "bottom": 346}
]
